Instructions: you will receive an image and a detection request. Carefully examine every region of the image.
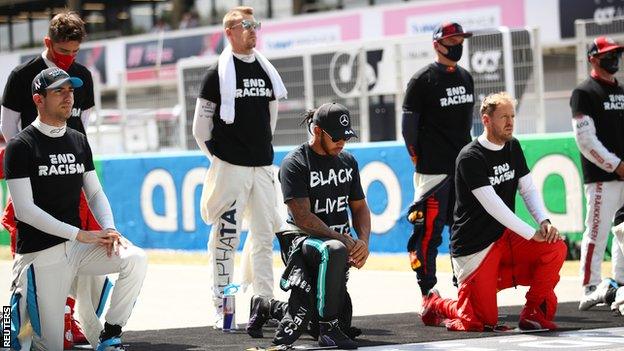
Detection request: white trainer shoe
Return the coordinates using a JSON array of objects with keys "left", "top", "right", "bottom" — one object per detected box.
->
[
  {"left": 579, "top": 278, "right": 618, "bottom": 311},
  {"left": 611, "top": 286, "right": 624, "bottom": 315},
  {"left": 212, "top": 310, "right": 224, "bottom": 330}
]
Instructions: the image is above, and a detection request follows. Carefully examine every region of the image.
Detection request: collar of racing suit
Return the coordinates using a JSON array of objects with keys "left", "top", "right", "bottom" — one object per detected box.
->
[
  {"left": 477, "top": 134, "right": 504, "bottom": 151},
  {"left": 32, "top": 117, "right": 67, "bottom": 137}
]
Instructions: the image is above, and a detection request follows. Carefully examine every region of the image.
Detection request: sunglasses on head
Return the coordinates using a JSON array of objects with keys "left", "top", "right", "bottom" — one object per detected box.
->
[
  {"left": 231, "top": 19, "right": 261, "bottom": 30},
  {"left": 322, "top": 129, "right": 350, "bottom": 143}
]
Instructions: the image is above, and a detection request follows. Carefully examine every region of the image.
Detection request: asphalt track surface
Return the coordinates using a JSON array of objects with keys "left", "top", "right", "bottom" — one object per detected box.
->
[
  {"left": 119, "top": 302, "right": 624, "bottom": 350},
  {"left": 1, "top": 258, "right": 623, "bottom": 350}
]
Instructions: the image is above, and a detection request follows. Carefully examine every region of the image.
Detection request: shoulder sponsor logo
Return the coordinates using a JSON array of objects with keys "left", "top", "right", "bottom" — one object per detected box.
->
[{"left": 575, "top": 119, "right": 590, "bottom": 129}]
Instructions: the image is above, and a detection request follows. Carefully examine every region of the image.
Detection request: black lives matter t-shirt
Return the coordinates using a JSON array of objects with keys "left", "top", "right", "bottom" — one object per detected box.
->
[
  {"left": 403, "top": 63, "right": 474, "bottom": 175},
  {"left": 279, "top": 143, "right": 365, "bottom": 234},
  {"left": 199, "top": 58, "right": 275, "bottom": 166},
  {"left": 2, "top": 56, "right": 94, "bottom": 135},
  {"left": 570, "top": 77, "right": 624, "bottom": 184},
  {"left": 4, "top": 126, "right": 95, "bottom": 253},
  {"left": 451, "top": 138, "right": 530, "bottom": 257}
]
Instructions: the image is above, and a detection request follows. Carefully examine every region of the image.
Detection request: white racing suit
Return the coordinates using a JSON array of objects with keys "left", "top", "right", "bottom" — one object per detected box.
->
[
  {"left": 580, "top": 181, "right": 624, "bottom": 286},
  {"left": 573, "top": 114, "right": 624, "bottom": 286},
  {"left": 10, "top": 241, "right": 147, "bottom": 351},
  {"left": 200, "top": 155, "right": 281, "bottom": 312}
]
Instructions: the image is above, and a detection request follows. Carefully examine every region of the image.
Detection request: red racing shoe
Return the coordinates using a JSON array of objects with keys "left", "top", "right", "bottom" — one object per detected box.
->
[
  {"left": 72, "top": 317, "right": 89, "bottom": 344},
  {"left": 518, "top": 306, "right": 558, "bottom": 330},
  {"left": 420, "top": 289, "right": 445, "bottom": 326},
  {"left": 65, "top": 297, "right": 89, "bottom": 345}
]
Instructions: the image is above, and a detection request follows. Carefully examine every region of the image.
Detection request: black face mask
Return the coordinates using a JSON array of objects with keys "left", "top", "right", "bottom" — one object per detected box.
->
[
  {"left": 600, "top": 53, "right": 621, "bottom": 74},
  {"left": 439, "top": 42, "right": 464, "bottom": 62}
]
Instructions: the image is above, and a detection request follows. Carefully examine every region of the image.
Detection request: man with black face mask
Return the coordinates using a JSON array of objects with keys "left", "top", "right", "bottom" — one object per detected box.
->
[
  {"left": 571, "top": 36, "right": 624, "bottom": 312},
  {"left": 401, "top": 22, "right": 474, "bottom": 305}
]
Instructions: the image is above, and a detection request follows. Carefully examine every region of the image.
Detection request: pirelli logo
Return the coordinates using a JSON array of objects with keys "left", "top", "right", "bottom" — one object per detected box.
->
[{"left": 2, "top": 305, "right": 9, "bottom": 348}]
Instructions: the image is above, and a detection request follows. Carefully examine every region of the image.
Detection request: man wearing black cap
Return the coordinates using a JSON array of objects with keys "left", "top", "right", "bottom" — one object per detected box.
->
[
  {"left": 401, "top": 22, "right": 475, "bottom": 301},
  {"left": 263, "top": 102, "right": 369, "bottom": 349},
  {"left": 6, "top": 67, "right": 147, "bottom": 351},
  {"left": 571, "top": 36, "right": 624, "bottom": 311},
  {"left": 0, "top": 12, "right": 107, "bottom": 348}
]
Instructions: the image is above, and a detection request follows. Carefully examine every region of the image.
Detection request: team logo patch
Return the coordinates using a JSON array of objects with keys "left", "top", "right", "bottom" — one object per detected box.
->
[
  {"left": 33, "top": 79, "right": 42, "bottom": 91},
  {"left": 339, "top": 114, "right": 349, "bottom": 126}
]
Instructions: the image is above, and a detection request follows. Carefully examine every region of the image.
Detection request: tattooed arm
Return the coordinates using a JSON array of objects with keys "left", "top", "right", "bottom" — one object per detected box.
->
[{"left": 286, "top": 197, "right": 356, "bottom": 251}]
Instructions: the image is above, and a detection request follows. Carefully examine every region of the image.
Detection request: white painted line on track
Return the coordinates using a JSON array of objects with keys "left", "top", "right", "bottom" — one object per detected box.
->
[{"left": 360, "top": 327, "right": 624, "bottom": 351}]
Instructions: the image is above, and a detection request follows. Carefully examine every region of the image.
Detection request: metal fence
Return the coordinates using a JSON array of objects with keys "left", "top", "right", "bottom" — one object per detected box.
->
[{"left": 90, "top": 26, "right": 545, "bottom": 153}]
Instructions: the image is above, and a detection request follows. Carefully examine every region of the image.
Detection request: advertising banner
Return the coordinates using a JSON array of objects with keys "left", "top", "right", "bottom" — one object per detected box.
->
[
  {"left": 125, "top": 31, "right": 224, "bottom": 81},
  {"left": 382, "top": 0, "right": 524, "bottom": 37},
  {"left": 559, "top": 0, "right": 624, "bottom": 38},
  {"left": 85, "top": 134, "right": 589, "bottom": 253}
]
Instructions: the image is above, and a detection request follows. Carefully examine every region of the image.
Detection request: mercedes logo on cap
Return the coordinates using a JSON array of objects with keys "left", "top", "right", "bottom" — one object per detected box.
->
[{"left": 339, "top": 114, "right": 349, "bottom": 126}]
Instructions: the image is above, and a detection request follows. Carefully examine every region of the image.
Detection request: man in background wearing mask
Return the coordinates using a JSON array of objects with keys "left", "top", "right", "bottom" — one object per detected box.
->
[
  {"left": 571, "top": 36, "right": 624, "bottom": 311},
  {"left": 0, "top": 11, "right": 110, "bottom": 349},
  {"left": 401, "top": 22, "right": 474, "bottom": 306}
]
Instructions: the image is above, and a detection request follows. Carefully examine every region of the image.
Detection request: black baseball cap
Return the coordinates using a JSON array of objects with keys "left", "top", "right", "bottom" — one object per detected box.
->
[
  {"left": 432, "top": 22, "right": 473, "bottom": 41},
  {"left": 32, "top": 67, "right": 83, "bottom": 95},
  {"left": 313, "top": 102, "right": 357, "bottom": 141},
  {"left": 587, "top": 36, "right": 624, "bottom": 57}
]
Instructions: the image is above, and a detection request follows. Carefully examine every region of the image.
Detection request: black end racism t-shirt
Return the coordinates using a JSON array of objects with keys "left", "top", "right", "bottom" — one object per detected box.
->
[
  {"left": 451, "top": 138, "right": 530, "bottom": 257},
  {"left": 279, "top": 143, "right": 365, "bottom": 234},
  {"left": 2, "top": 56, "right": 94, "bottom": 135},
  {"left": 402, "top": 63, "right": 474, "bottom": 175},
  {"left": 4, "top": 126, "right": 95, "bottom": 253},
  {"left": 570, "top": 77, "right": 624, "bottom": 184},
  {"left": 199, "top": 58, "right": 275, "bottom": 166}
]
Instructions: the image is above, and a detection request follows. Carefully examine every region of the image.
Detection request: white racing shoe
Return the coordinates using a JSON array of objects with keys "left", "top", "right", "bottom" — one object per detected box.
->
[
  {"left": 213, "top": 310, "right": 224, "bottom": 330},
  {"left": 579, "top": 278, "right": 618, "bottom": 311},
  {"left": 611, "top": 286, "right": 624, "bottom": 315}
]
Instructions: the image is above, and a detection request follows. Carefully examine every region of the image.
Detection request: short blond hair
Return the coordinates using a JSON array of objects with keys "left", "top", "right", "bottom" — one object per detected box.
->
[
  {"left": 480, "top": 92, "right": 516, "bottom": 116},
  {"left": 223, "top": 6, "right": 254, "bottom": 28}
]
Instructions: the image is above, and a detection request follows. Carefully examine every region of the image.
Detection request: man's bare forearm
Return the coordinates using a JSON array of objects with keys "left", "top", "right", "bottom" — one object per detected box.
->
[
  {"left": 287, "top": 198, "right": 348, "bottom": 242},
  {"left": 351, "top": 201, "right": 371, "bottom": 244}
]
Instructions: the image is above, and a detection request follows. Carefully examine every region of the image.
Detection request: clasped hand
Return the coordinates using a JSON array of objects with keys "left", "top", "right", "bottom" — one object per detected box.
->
[
  {"left": 76, "top": 228, "right": 130, "bottom": 257},
  {"left": 342, "top": 233, "right": 369, "bottom": 269},
  {"left": 532, "top": 220, "right": 563, "bottom": 243}
]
